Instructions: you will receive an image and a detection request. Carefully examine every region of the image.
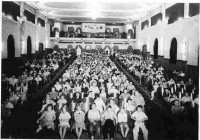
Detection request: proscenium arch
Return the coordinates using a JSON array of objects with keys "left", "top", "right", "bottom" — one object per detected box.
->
[
  {"left": 169, "top": 38, "right": 178, "bottom": 64},
  {"left": 153, "top": 38, "right": 158, "bottom": 59},
  {"left": 7, "top": 34, "right": 15, "bottom": 58},
  {"left": 27, "top": 36, "right": 32, "bottom": 58}
]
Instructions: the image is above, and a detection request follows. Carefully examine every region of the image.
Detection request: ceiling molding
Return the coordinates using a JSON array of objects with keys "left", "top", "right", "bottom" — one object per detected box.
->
[{"left": 25, "top": 2, "right": 162, "bottom": 23}]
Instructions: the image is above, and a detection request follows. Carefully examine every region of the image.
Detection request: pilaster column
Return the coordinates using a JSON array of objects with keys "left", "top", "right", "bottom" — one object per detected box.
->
[
  {"left": 35, "top": 12, "right": 39, "bottom": 25},
  {"left": 45, "top": 18, "right": 48, "bottom": 29},
  {"left": 184, "top": 3, "right": 189, "bottom": 18},
  {"left": 160, "top": 4, "right": 166, "bottom": 57},
  {"left": 148, "top": 13, "right": 151, "bottom": 28},
  {"left": 137, "top": 20, "right": 141, "bottom": 50},
  {"left": 162, "top": 4, "right": 166, "bottom": 22},
  {"left": 20, "top": 2, "right": 25, "bottom": 17},
  {"left": 20, "top": 2, "right": 25, "bottom": 54}
]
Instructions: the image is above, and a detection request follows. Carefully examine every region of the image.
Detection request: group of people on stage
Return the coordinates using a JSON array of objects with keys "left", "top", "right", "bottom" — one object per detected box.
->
[
  {"left": 36, "top": 52, "right": 149, "bottom": 140},
  {"left": 116, "top": 52, "right": 198, "bottom": 115}
]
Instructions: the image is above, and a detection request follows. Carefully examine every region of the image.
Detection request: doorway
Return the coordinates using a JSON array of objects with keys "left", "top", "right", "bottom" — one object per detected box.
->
[
  {"left": 7, "top": 35, "right": 15, "bottom": 58},
  {"left": 27, "top": 36, "right": 32, "bottom": 58},
  {"left": 169, "top": 38, "right": 177, "bottom": 64},
  {"left": 142, "top": 44, "right": 147, "bottom": 60},
  {"left": 38, "top": 43, "right": 44, "bottom": 58},
  {"left": 153, "top": 38, "right": 158, "bottom": 59}
]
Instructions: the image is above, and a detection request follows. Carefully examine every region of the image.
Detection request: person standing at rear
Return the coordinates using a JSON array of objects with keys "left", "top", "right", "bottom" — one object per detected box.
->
[{"left": 131, "top": 105, "right": 148, "bottom": 140}]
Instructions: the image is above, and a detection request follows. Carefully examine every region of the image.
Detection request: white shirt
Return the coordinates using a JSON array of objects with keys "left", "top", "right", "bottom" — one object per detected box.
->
[
  {"left": 63, "top": 71, "right": 70, "bottom": 78},
  {"left": 57, "top": 98, "right": 67, "bottom": 104},
  {"left": 94, "top": 98, "right": 105, "bottom": 113},
  {"left": 88, "top": 109, "right": 101, "bottom": 121},
  {"left": 182, "top": 96, "right": 191, "bottom": 103},
  {"left": 9, "top": 78, "right": 18, "bottom": 86},
  {"left": 107, "top": 83, "right": 113, "bottom": 89},
  {"left": 54, "top": 84, "right": 62, "bottom": 91},
  {"left": 5, "top": 102, "right": 14, "bottom": 109},
  {"left": 131, "top": 111, "right": 147, "bottom": 124},
  {"left": 44, "top": 71, "right": 50, "bottom": 77},
  {"left": 125, "top": 103, "right": 136, "bottom": 112},
  {"left": 16, "top": 86, "right": 28, "bottom": 93},
  {"left": 35, "top": 77, "right": 42, "bottom": 82},
  {"left": 118, "top": 112, "right": 128, "bottom": 123},
  {"left": 194, "top": 98, "right": 199, "bottom": 105},
  {"left": 53, "top": 64, "right": 59, "bottom": 71},
  {"left": 132, "top": 95, "right": 145, "bottom": 106},
  {"left": 59, "top": 112, "right": 71, "bottom": 121},
  {"left": 111, "top": 104, "right": 119, "bottom": 115},
  {"left": 102, "top": 111, "right": 115, "bottom": 121},
  {"left": 89, "top": 86, "right": 100, "bottom": 94},
  {"left": 9, "top": 94, "right": 19, "bottom": 102},
  {"left": 109, "top": 88, "right": 119, "bottom": 94}
]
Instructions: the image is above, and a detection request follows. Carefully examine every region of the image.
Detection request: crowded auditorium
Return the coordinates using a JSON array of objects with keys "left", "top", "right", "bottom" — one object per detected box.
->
[{"left": 1, "top": 1, "right": 199, "bottom": 140}]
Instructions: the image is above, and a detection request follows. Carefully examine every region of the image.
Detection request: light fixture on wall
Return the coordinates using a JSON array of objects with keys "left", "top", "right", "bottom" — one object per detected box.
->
[
  {"left": 157, "top": 19, "right": 162, "bottom": 25},
  {"left": 89, "top": 10, "right": 100, "bottom": 20},
  {"left": 17, "top": 16, "right": 26, "bottom": 23},
  {"left": 6, "top": 14, "right": 13, "bottom": 20},
  {"left": 38, "top": 23, "right": 41, "bottom": 27},
  {"left": 182, "top": 37, "right": 187, "bottom": 60},
  {"left": 177, "top": 17, "right": 183, "bottom": 21},
  {"left": 2, "top": 12, "right": 6, "bottom": 16},
  {"left": 164, "top": 16, "right": 169, "bottom": 23}
]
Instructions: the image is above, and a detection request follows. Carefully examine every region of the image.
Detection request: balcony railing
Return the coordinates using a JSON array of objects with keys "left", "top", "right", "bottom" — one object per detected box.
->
[{"left": 50, "top": 37, "right": 136, "bottom": 43}]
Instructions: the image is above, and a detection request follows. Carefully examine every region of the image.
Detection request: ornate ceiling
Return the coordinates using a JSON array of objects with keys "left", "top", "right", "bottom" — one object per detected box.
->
[{"left": 27, "top": 1, "right": 162, "bottom": 23}]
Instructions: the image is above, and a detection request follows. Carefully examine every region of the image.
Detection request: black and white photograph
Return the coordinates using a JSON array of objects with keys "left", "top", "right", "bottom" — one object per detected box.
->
[{"left": 1, "top": 1, "right": 199, "bottom": 140}]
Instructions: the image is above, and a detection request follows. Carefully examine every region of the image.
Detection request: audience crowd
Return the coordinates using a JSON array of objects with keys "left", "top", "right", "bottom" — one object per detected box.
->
[
  {"left": 1, "top": 49, "right": 73, "bottom": 136},
  {"left": 115, "top": 52, "right": 199, "bottom": 115},
  {"left": 1, "top": 49, "right": 198, "bottom": 140},
  {"left": 36, "top": 52, "right": 149, "bottom": 140}
]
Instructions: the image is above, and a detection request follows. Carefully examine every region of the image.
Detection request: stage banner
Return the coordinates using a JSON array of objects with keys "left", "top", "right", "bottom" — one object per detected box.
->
[{"left": 82, "top": 23, "right": 105, "bottom": 33}]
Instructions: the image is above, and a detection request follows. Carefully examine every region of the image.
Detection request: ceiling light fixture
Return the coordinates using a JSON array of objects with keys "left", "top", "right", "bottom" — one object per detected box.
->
[
  {"left": 87, "top": 2, "right": 101, "bottom": 19},
  {"left": 89, "top": 10, "right": 100, "bottom": 20}
]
